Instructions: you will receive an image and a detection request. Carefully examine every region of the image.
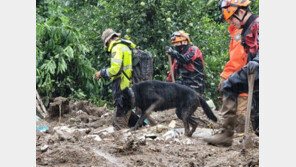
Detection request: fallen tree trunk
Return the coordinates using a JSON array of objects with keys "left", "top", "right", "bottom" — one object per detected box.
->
[{"left": 36, "top": 90, "right": 48, "bottom": 119}]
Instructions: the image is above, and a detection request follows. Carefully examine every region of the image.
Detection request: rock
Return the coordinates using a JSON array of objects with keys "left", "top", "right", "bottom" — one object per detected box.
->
[
  {"left": 168, "top": 120, "right": 176, "bottom": 128},
  {"left": 77, "top": 113, "right": 89, "bottom": 123}
]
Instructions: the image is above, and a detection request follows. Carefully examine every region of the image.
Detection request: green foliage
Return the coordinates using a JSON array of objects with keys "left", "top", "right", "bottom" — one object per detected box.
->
[{"left": 37, "top": 0, "right": 259, "bottom": 107}]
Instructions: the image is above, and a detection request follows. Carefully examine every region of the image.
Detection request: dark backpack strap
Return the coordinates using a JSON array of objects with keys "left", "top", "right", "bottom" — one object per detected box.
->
[
  {"left": 241, "top": 14, "right": 259, "bottom": 38},
  {"left": 122, "top": 70, "right": 131, "bottom": 80}
]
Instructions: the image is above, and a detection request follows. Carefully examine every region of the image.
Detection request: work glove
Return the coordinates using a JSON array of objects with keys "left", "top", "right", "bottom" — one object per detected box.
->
[
  {"left": 166, "top": 46, "right": 192, "bottom": 64},
  {"left": 166, "top": 48, "right": 180, "bottom": 59},
  {"left": 247, "top": 61, "right": 259, "bottom": 74}
]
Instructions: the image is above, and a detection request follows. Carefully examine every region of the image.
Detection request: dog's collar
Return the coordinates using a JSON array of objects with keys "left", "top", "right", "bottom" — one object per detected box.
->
[{"left": 128, "top": 87, "right": 135, "bottom": 108}]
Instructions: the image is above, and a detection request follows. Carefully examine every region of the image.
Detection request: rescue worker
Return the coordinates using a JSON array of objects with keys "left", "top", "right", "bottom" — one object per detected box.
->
[
  {"left": 204, "top": 0, "right": 259, "bottom": 146},
  {"left": 166, "top": 30, "right": 205, "bottom": 94},
  {"left": 95, "top": 28, "right": 138, "bottom": 130},
  {"left": 219, "top": 24, "right": 248, "bottom": 133}
]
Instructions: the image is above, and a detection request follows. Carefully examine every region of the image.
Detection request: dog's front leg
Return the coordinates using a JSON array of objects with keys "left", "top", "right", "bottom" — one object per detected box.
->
[
  {"left": 182, "top": 112, "right": 190, "bottom": 137},
  {"left": 130, "top": 99, "right": 162, "bottom": 131},
  {"left": 130, "top": 114, "right": 147, "bottom": 131}
]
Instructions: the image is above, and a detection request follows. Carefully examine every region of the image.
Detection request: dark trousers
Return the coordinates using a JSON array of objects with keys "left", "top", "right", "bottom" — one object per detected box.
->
[
  {"left": 111, "top": 78, "right": 139, "bottom": 127},
  {"left": 222, "top": 67, "right": 259, "bottom": 134}
]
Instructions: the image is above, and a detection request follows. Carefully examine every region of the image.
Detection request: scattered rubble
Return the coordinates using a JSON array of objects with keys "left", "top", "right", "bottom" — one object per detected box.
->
[{"left": 36, "top": 98, "right": 259, "bottom": 167}]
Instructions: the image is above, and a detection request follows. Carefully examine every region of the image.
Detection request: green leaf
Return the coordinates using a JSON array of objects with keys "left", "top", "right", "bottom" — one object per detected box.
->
[
  {"left": 57, "top": 57, "right": 67, "bottom": 74},
  {"left": 63, "top": 46, "right": 74, "bottom": 60}
]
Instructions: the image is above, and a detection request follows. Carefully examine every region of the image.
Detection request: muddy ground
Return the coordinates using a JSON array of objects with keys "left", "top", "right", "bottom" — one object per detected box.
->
[{"left": 36, "top": 97, "right": 259, "bottom": 167}]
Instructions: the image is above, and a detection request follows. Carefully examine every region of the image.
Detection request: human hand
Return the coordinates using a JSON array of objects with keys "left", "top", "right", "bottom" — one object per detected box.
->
[
  {"left": 218, "top": 77, "right": 226, "bottom": 90},
  {"left": 165, "top": 46, "right": 179, "bottom": 59},
  {"left": 247, "top": 61, "right": 259, "bottom": 74},
  {"left": 95, "top": 71, "right": 101, "bottom": 80}
]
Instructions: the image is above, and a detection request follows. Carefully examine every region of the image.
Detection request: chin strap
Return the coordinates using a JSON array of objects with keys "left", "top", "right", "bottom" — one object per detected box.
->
[{"left": 128, "top": 87, "right": 135, "bottom": 108}]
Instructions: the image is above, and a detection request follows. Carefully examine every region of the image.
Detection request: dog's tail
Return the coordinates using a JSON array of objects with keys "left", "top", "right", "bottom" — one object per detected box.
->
[{"left": 199, "top": 96, "right": 217, "bottom": 122}]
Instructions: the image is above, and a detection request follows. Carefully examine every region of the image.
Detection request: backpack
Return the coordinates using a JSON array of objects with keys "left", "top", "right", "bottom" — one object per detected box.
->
[{"left": 120, "top": 39, "right": 154, "bottom": 84}]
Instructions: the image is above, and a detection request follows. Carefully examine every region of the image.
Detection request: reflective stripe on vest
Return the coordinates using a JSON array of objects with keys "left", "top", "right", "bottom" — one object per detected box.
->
[
  {"left": 121, "top": 47, "right": 130, "bottom": 52},
  {"left": 111, "top": 59, "right": 122, "bottom": 64},
  {"left": 123, "top": 65, "right": 132, "bottom": 70}
]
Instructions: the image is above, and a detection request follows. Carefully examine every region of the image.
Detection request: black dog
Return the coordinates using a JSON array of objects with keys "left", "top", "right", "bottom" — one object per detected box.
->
[{"left": 119, "top": 80, "right": 217, "bottom": 137}]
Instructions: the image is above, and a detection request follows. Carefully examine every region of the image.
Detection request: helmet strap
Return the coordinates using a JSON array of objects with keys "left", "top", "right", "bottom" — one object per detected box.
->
[{"left": 233, "top": 7, "right": 249, "bottom": 25}]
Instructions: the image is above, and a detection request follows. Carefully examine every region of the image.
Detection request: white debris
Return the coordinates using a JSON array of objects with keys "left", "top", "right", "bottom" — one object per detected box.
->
[
  {"left": 101, "top": 113, "right": 110, "bottom": 118},
  {"left": 54, "top": 125, "right": 89, "bottom": 134},
  {"left": 168, "top": 120, "right": 176, "bottom": 128},
  {"left": 183, "top": 138, "right": 193, "bottom": 145},
  {"left": 40, "top": 145, "right": 49, "bottom": 152},
  {"left": 191, "top": 128, "right": 217, "bottom": 138},
  {"left": 94, "top": 126, "right": 115, "bottom": 135},
  {"left": 76, "top": 110, "right": 84, "bottom": 115},
  {"left": 123, "top": 131, "right": 132, "bottom": 141},
  {"left": 85, "top": 135, "right": 102, "bottom": 142},
  {"left": 162, "top": 129, "right": 183, "bottom": 140},
  {"left": 173, "top": 138, "right": 181, "bottom": 144}
]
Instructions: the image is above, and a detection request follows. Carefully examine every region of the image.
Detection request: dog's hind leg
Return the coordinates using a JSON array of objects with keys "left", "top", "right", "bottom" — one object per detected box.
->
[{"left": 176, "top": 107, "right": 190, "bottom": 137}]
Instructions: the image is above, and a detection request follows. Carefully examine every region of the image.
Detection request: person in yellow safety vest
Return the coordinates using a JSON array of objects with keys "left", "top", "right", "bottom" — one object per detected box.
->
[
  {"left": 95, "top": 28, "right": 136, "bottom": 130},
  {"left": 218, "top": 24, "right": 248, "bottom": 133}
]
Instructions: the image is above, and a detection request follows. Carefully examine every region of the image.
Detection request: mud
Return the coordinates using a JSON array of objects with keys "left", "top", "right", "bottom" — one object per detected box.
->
[{"left": 36, "top": 98, "right": 259, "bottom": 167}]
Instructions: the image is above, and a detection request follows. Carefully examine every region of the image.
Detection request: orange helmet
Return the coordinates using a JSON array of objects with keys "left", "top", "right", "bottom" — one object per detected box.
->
[
  {"left": 219, "top": 0, "right": 251, "bottom": 21},
  {"left": 171, "top": 30, "right": 191, "bottom": 43}
]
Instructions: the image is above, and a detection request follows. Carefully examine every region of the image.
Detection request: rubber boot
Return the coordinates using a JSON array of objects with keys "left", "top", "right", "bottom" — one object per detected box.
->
[
  {"left": 203, "top": 96, "right": 237, "bottom": 146},
  {"left": 235, "top": 96, "right": 247, "bottom": 133},
  {"left": 235, "top": 114, "right": 245, "bottom": 133},
  {"left": 204, "top": 116, "right": 236, "bottom": 146}
]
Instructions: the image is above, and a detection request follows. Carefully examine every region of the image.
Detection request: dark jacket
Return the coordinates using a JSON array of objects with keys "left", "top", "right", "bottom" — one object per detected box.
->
[{"left": 166, "top": 45, "right": 205, "bottom": 94}]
